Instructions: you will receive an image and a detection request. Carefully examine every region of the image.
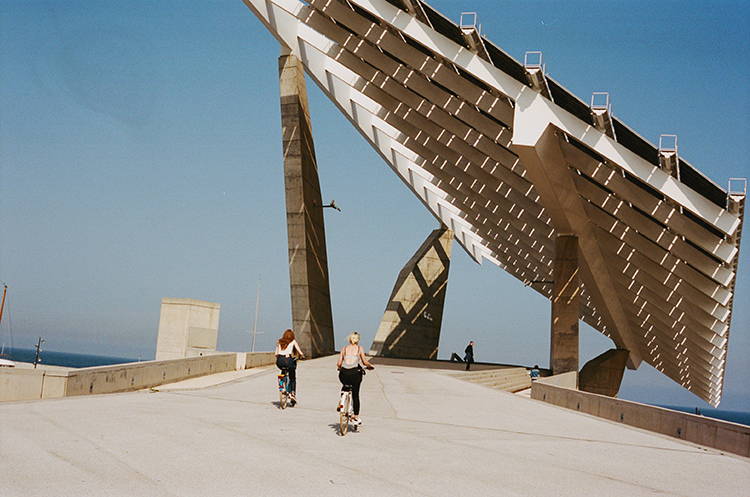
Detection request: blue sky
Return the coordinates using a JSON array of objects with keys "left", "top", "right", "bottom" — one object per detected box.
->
[{"left": 1, "top": 0, "right": 748, "bottom": 410}]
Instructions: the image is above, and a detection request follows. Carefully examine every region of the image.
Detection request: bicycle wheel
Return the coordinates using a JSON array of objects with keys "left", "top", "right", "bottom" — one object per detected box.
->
[
  {"left": 339, "top": 393, "right": 350, "bottom": 436},
  {"left": 279, "top": 376, "right": 288, "bottom": 410}
]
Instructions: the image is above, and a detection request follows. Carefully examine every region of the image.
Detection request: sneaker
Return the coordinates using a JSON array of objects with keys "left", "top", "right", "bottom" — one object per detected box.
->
[{"left": 351, "top": 417, "right": 362, "bottom": 426}]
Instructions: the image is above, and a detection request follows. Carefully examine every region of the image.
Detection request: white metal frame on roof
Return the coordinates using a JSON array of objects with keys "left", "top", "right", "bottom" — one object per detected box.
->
[{"left": 242, "top": 0, "right": 745, "bottom": 406}]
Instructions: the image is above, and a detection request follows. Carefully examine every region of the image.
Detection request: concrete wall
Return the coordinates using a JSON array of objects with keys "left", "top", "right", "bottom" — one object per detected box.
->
[
  {"left": 65, "top": 353, "right": 237, "bottom": 396},
  {"left": 1, "top": 368, "right": 44, "bottom": 401},
  {"left": 1, "top": 352, "right": 277, "bottom": 402},
  {"left": 536, "top": 371, "right": 577, "bottom": 389},
  {"left": 0, "top": 368, "right": 70, "bottom": 401},
  {"left": 155, "top": 298, "right": 220, "bottom": 360},
  {"left": 369, "top": 356, "right": 535, "bottom": 372},
  {"left": 531, "top": 380, "right": 750, "bottom": 458},
  {"left": 244, "top": 352, "right": 275, "bottom": 369}
]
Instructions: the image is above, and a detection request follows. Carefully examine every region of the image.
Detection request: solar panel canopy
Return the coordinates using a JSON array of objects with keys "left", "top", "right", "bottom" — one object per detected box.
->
[{"left": 242, "top": 0, "right": 746, "bottom": 406}]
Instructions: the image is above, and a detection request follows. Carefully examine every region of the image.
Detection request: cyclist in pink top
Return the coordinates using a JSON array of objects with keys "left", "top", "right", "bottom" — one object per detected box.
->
[{"left": 336, "top": 332, "right": 374, "bottom": 425}]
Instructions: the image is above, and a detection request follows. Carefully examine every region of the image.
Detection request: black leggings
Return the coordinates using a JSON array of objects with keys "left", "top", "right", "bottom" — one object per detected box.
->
[
  {"left": 339, "top": 367, "right": 363, "bottom": 415},
  {"left": 276, "top": 356, "right": 297, "bottom": 393}
]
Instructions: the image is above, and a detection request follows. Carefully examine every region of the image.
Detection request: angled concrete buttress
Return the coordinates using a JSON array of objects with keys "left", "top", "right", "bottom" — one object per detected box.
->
[
  {"left": 278, "top": 49, "right": 334, "bottom": 358},
  {"left": 579, "top": 348, "right": 630, "bottom": 397},
  {"left": 369, "top": 228, "right": 453, "bottom": 359}
]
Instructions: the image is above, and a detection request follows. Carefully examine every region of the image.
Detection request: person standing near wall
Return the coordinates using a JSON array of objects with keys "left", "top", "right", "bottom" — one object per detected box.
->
[{"left": 464, "top": 340, "right": 475, "bottom": 371}]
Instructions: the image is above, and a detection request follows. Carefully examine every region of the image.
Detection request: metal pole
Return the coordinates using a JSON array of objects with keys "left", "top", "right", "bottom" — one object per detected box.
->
[
  {"left": 0, "top": 284, "right": 7, "bottom": 325},
  {"left": 33, "top": 337, "right": 45, "bottom": 369}
]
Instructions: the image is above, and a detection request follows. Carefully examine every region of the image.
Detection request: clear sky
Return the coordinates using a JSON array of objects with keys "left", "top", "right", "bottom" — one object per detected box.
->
[{"left": 1, "top": 0, "right": 748, "bottom": 410}]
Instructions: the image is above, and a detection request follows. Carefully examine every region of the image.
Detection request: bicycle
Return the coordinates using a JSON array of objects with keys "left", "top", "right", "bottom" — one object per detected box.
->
[
  {"left": 338, "top": 385, "right": 358, "bottom": 435},
  {"left": 277, "top": 368, "right": 295, "bottom": 409}
]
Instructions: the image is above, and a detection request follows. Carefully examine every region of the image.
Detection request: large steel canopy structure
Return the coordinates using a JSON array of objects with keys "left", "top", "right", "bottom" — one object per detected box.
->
[{"left": 242, "top": 0, "right": 745, "bottom": 405}]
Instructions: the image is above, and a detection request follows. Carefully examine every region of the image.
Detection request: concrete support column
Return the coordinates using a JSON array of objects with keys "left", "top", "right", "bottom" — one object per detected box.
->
[
  {"left": 278, "top": 50, "right": 334, "bottom": 358},
  {"left": 369, "top": 228, "right": 453, "bottom": 359},
  {"left": 550, "top": 234, "right": 580, "bottom": 374},
  {"left": 512, "top": 125, "right": 642, "bottom": 369}
]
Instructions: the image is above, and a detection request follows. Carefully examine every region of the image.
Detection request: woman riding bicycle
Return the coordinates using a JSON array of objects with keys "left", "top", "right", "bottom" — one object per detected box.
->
[
  {"left": 336, "top": 332, "right": 374, "bottom": 426},
  {"left": 275, "top": 329, "right": 305, "bottom": 403}
]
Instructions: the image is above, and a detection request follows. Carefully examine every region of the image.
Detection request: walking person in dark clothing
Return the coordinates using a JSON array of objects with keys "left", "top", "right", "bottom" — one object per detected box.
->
[{"left": 464, "top": 340, "right": 475, "bottom": 371}]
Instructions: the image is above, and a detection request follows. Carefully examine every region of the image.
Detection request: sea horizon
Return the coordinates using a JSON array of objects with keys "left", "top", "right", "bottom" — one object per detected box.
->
[{"left": 3, "top": 346, "right": 141, "bottom": 369}]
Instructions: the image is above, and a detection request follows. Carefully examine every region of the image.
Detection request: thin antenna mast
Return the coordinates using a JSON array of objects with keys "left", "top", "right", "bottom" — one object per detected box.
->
[
  {"left": 251, "top": 278, "right": 263, "bottom": 352},
  {"left": 0, "top": 283, "right": 7, "bottom": 325}
]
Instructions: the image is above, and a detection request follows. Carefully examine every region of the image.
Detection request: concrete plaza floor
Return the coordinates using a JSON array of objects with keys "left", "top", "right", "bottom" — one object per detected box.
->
[{"left": 1, "top": 355, "right": 748, "bottom": 497}]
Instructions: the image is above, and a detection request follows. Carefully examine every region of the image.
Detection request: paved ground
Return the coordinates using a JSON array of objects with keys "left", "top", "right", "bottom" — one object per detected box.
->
[{"left": 1, "top": 355, "right": 748, "bottom": 497}]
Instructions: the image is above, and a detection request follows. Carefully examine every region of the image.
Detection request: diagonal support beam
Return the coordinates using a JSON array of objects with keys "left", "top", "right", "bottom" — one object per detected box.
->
[
  {"left": 369, "top": 227, "right": 453, "bottom": 359},
  {"left": 513, "top": 125, "right": 643, "bottom": 369}
]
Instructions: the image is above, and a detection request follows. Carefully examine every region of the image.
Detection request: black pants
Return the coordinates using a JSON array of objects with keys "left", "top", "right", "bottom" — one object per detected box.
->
[
  {"left": 465, "top": 355, "right": 474, "bottom": 371},
  {"left": 339, "top": 367, "right": 363, "bottom": 415},
  {"left": 276, "top": 356, "right": 297, "bottom": 393}
]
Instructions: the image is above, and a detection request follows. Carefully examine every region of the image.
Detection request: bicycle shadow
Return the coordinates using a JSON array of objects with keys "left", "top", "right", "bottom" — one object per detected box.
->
[{"left": 328, "top": 423, "right": 361, "bottom": 435}]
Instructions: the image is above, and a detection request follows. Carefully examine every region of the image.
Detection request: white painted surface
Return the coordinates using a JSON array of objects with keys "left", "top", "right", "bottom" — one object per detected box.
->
[{"left": 1, "top": 356, "right": 747, "bottom": 497}]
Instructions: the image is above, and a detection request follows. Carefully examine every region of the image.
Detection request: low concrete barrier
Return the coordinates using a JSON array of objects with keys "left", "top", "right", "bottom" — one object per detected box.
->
[
  {"left": 1, "top": 368, "right": 44, "bottom": 401},
  {"left": 453, "top": 367, "right": 532, "bottom": 392},
  {"left": 1, "top": 351, "right": 277, "bottom": 402},
  {"left": 535, "top": 371, "right": 577, "bottom": 389},
  {"left": 244, "top": 352, "right": 275, "bottom": 369},
  {"left": 531, "top": 380, "right": 750, "bottom": 458},
  {"left": 369, "top": 356, "right": 539, "bottom": 372},
  {"left": 65, "top": 353, "right": 238, "bottom": 396}
]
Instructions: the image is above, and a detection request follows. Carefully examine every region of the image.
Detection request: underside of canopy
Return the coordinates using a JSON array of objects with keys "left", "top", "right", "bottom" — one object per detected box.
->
[{"left": 242, "top": 0, "right": 746, "bottom": 406}]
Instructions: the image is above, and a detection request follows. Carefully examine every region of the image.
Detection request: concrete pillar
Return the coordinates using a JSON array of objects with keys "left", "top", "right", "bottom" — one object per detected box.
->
[
  {"left": 550, "top": 235, "right": 580, "bottom": 374},
  {"left": 579, "top": 348, "right": 629, "bottom": 397},
  {"left": 512, "top": 125, "right": 642, "bottom": 369},
  {"left": 369, "top": 228, "right": 453, "bottom": 359},
  {"left": 155, "top": 298, "right": 220, "bottom": 361},
  {"left": 278, "top": 50, "right": 335, "bottom": 358}
]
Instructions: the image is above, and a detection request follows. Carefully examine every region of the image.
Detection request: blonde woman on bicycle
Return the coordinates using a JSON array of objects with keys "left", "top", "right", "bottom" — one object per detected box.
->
[{"left": 336, "top": 332, "right": 374, "bottom": 425}]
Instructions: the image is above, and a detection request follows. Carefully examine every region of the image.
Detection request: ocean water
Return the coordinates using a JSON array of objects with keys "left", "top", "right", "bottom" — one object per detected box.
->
[
  {"left": 2, "top": 347, "right": 138, "bottom": 368},
  {"left": 656, "top": 404, "right": 750, "bottom": 427}
]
